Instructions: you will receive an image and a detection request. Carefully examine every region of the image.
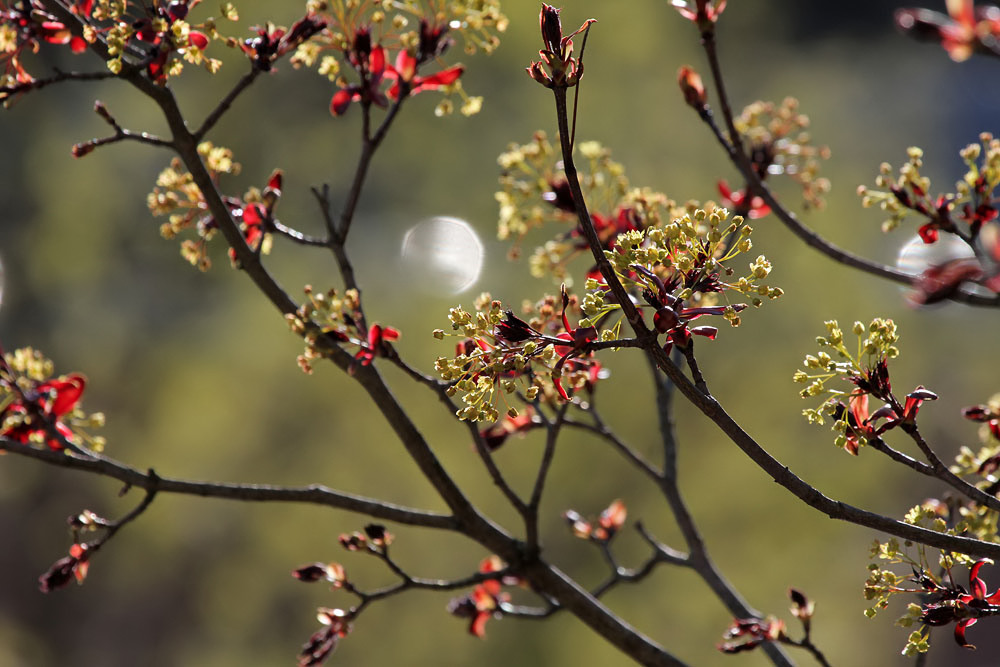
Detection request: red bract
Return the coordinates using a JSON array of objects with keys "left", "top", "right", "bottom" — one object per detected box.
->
[
  {"left": 631, "top": 261, "right": 741, "bottom": 356},
  {"left": 963, "top": 403, "right": 1000, "bottom": 441},
  {"left": 241, "top": 13, "right": 326, "bottom": 71},
  {"left": 0, "top": 372, "right": 86, "bottom": 450},
  {"left": 919, "top": 560, "right": 1000, "bottom": 649},
  {"left": 353, "top": 324, "right": 400, "bottom": 368},
  {"left": 840, "top": 375, "right": 937, "bottom": 455},
  {"left": 718, "top": 180, "right": 770, "bottom": 219},
  {"left": 386, "top": 49, "right": 463, "bottom": 101},
  {"left": 480, "top": 407, "right": 536, "bottom": 451},
  {"left": 331, "top": 27, "right": 464, "bottom": 117},
  {"left": 227, "top": 169, "right": 283, "bottom": 267},
  {"left": 909, "top": 257, "right": 986, "bottom": 306},
  {"left": 896, "top": 0, "right": 1000, "bottom": 61},
  {"left": 38, "top": 543, "right": 89, "bottom": 592}
]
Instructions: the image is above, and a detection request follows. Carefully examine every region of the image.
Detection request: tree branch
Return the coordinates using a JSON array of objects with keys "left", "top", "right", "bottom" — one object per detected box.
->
[{"left": 0, "top": 438, "right": 457, "bottom": 529}]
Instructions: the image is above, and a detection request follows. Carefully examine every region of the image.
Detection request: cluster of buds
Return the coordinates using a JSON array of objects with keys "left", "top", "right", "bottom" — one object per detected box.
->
[
  {"left": 0, "top": 346, "right": 104, "bottom": 452},
  {"left": 338, "top": 524, "right": 393, "bottom": 554},
  {"left": 717, "top": 589, "right": 815, "bottom": 655},
  {"left": 732, "top": 98, "right": 831, "bottom": 211},
  {"left": 238, "top": 12, "right": 326, "bottom": 72},
  {"left": 434, "top": 289, "right": 609, "bottom": 422},
  {"left": 287, "top": 286, "right": 399, "bottom": 375},
  {"left": 447, "top": 555, "right": 522, "bottom": 638},
  {"left": 149, "top": 147, "right": 288, "bottom": 272},
  {"left": 563, "top": 498, "right": 627, "bottom": 543},
  {"left": 298, "top": 607, "right": 352, "bottom": 666},
  {"left": 526, "top": 4, "right": 595, "bottom": 88}
]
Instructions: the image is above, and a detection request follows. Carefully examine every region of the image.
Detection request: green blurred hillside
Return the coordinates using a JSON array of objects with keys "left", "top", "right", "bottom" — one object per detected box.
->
[{"left": 1, "top": 1, "right": 998, "bottom": 666}]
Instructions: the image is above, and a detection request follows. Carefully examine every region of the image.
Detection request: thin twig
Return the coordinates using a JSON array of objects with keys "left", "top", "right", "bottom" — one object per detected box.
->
[
  {"left": 1, "top": 437, "right": 457, "bottom": 529},
  {"left": 194, "top": 66, "right": 264, "bottom": 140}
]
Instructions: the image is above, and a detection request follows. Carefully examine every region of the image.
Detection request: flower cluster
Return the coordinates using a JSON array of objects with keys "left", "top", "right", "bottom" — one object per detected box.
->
[
  {"left": 0, "top": 0, "right": 92, "bottom": 95},
  {"left": 866, "top": 523, "right": 1000, "bottom": 655},
  {"left": 287, "top": 286, "right": 399, "bottom": 375},
  {"left": 496, "top": 133, "right": 675, "bottom": 283},
  {"left": 589, "top": 205, "right": 777, "bottom": 334},
  {"left": 287, "top": 0, "right": 507, "bottom": 118},
  {"left": 434, "top": 289, "right": 609, "bottom": 422},
  {"left": 794, "top": 319, "right": 938, "bottom": 455},
  {"left": 858, "top": 137, "right": 1000, "bottom": 300},
  {"left": 447, "top": 555, "right": 522, "bottom": 638},
  {"left": 731, "top": 97, "right": 831, "bottom": 211},
  {"left": 895, "top": 0, "right": 1000, "bottom": 62},
  {"left": 0, "top": 346, "right": 104, "bottom": 452},
  {"left": 150, "top": 146, "right": 284, "bottom": 271}
]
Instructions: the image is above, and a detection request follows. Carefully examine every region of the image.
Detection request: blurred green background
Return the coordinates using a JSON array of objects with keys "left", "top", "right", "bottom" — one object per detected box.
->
[{"left": 1, "top": 1, "right": 999, "bottom": 665}]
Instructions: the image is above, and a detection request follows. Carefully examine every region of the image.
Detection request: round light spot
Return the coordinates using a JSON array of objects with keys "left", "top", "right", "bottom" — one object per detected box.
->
[
  {"left": 400, "top": 216, "right": 484, "bottom": 295},
  {"left": 895, "top": 233, "right": 975, "bottom": 276}
]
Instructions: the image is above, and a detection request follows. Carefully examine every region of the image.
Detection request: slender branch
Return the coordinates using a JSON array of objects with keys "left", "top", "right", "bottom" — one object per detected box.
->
[
  {"left": 563, "top": 413, "right": 661, "bottom": 481},
  {"left": 193, "top": 66, "right": 264, "bottom": 140},
  {"left": 0, "top": 69, "right": 117, "bottom": 100},
  {"left": 646, "top": 354, "right": 793, "bottom": 667},
  {"left": 271, "top": 219, "right": 328, "bottom": 247},
  {"left": 526, "top": 403, "right": 568, "bottom": 550},
  {"left": 866, "top": 437, "right": 935, "bottom": 475},
  {"left": 81, "top": 480, "right": 159, "bottom": 557},
  {"left": 899, "top": 422, "right": 1000, "bottom": 513},
  {"left": 0, "top": 437, "right": 457, "bottom": 530}
]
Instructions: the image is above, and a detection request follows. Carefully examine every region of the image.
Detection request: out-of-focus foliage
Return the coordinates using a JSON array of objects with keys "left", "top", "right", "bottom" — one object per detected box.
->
[{"left": 1, "top": 0, "right": 999, "bottom": 665}]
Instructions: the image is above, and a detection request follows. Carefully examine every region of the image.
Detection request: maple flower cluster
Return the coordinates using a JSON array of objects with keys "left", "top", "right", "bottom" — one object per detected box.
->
[
  {"left": 723, "top": 97, "right": 831, "bottom": 213},
  {"left": 858, "top": 136, "right": 1000, "bottom": 302},
  {"left": 287, "top": 0, "right": 507, "bottom": 118},
  {"left": 148, "top": 144, "right": 286, "bottom": 271},
  {"left": 287, "top": 285, "right": 399, "bottom": 375},
  {"left": 794, "top": 318, "right": 941, "bottom": 455},
  {"left": 434, "top": 289, "right": 608, "bottom": 423},
  {"left": 0, "top": 346, "right": 104, "bottom": 453},
  {"left": 495, "top": 133, "right": 675, "bottom": 284}
]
